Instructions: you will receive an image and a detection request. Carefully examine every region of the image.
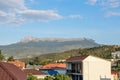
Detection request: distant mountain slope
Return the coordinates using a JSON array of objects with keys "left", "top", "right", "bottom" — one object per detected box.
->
[{"left": 0, "top": 36, "right": 100, "bottom": 58}]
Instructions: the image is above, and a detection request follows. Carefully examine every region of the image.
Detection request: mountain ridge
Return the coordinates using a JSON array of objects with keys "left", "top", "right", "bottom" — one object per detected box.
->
[
  {"left": 0, "top": 36, "right": 100, "bottom": 59},
  {"left": 20, "top": 36, "right": 95, "bottom": 43}
]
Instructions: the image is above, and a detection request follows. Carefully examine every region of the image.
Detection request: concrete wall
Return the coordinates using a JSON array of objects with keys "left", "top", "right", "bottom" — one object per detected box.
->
[{"left": 83, "top": 56, "right": 111, "bottom": 80}]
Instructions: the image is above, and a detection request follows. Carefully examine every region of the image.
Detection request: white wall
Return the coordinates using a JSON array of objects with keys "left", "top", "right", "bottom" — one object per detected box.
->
[
  {"left": 83, "top": 56, "right": 111, "bottom": 80},
  {"left": 34, "top": 75, "right": 47, "bottom": 79}
]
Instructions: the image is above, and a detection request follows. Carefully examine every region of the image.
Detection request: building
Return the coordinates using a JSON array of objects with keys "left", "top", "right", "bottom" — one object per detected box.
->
[
  {"left": 0, "top": 61, "right": 27, "bottom": 80},
  {"left": 66, "top": 55, "right": 111, "bottom": 80},
  {"left": 26, "top": 64, "right": 42, "bottom": 70},
  {"left": 40, "top": 63, "right": 66, "bottom": 75},
  {"left": 8, "top": 61, "right": 25, "bottom": 69},
  {"left": 24, "top": 69, "right": 47, "bottom": 79},
  {"left": 111, "top": 51, "right": 120, "bottom": 59},
  {"left": 111, "top": 70, "right": 118, "bottom": 80}
]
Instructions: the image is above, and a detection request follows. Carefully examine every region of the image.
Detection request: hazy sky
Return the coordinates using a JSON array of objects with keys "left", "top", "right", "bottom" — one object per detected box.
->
[{"left": 0, "top": 0, "right": 120, "bottom": 45}]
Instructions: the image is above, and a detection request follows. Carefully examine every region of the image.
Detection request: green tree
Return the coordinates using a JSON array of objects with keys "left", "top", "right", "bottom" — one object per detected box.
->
[
  {"left": 27, "top": 74, "right": 38, "bottom": 80},
  {"left": 44, "top": 76, "right": 54, "bottom": 80},
  {"left": 34, "top": 57, "right": 40, "bottom": 65},
  {"left": 0, "top": 50, "right": 5, "bottom": 61},
  {"left": 54, "top": 74, "right": 72, "bottom": 80},
  {"left": 7, "top": 56, "right": 15, "bottom": 61},
  {"left": 44, "top": 74, "right": 72, "bottom": 80},
  {"left": 79, "top": 51, "right": 84, "bottom": 55}
]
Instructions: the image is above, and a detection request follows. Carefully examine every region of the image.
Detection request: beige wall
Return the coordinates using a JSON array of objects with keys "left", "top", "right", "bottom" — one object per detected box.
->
[
  {"left": 34, "top": 75, "right": 47, "bottom": 79},
  {"left": 83, "top": 56, "right": 111, "bottom": 80}
]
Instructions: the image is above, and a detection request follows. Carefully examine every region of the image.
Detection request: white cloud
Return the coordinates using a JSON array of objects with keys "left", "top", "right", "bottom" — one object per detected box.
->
[
  {"left": 0, "top": 0, "right": 63, "bottom": 24},
  {"left": 87, "top": 0, "right": 120, "bottom": 8},
  {"left": 87, "top": 0, "right": 97, "bottom": 5},
  {"left": 106, "top": 11, "right": 120, "bottom": 17},
  {"left": 0, "top": 10, "right": 16, "bottom": 24},
  {"left": 0, "top": 0, "right": 27, "bottom": 11},
  {"left": 18, "top": 10, "right": 63, "bottom": 22},
  {"left": 101, "top": 0, "right": 120, "bottom": 8},
  {"left": 68, "top": 15, "right": 83, "bottom": 19}
]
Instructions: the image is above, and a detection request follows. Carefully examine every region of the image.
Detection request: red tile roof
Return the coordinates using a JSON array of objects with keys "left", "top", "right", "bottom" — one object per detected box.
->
[
  {"left": 66, "top": 55, "right": 89, "bottom": 62},
  {"left": 41, "top": 63, "right": 66, "bottom": 69},
  {"left": 0, "top": 62, "right": 27, "bottom": 80},
  {"left": 8, "top": 61, "right": 25, "bottom": 69},
  {"left": 24, "top": 69, "right": 45, "bottom": 75},
  {"left": 111, "top": 70, "right": 118, "bottom": 74}
]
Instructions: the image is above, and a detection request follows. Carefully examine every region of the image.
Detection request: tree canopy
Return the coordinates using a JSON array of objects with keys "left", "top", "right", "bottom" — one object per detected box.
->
[
  {"left": 0, "top": 50, "right": 5, "bottom": 61},
  {"left": 7, "top": 56, "right": 15, "bottom": 61}
]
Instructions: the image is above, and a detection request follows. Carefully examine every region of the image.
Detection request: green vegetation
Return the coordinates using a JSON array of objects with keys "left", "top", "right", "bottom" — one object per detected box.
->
[
  {"left": 7, "top": 56, "right": 15, "bottom": 61},
  {"left": 44, "top": 74, "right": 72, "bottom": 80},
  {"left": 23, "top": 45, "right": 120, "bottom": 65},
  {"left": 44, "top": 76, "right": 53, "bottom": 80},
  {"left": 0, "top": 50, "right": 5, "bottom": 61},
  {"left": 27, "top": 74, "right": 71, "bottom": 80},
  {"left": 54, "top": 74, "right": 72, "bottom": 80},
  {"left": 27, "top": 74, "right": 38, "bottom": 80}
]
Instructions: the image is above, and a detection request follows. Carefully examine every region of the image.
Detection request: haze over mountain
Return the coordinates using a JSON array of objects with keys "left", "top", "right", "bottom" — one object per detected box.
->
[{"left": 0, "top": 36, "right": 100, "bottom": 59}]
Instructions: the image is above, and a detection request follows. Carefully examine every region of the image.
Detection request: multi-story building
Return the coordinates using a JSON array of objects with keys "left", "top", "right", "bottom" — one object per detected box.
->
[{"left": 66, "top": 55, "right": 111, "bottom": 80}]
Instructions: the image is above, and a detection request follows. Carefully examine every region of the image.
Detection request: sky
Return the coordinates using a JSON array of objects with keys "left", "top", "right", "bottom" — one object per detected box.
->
[{"left": 0, "top": 0, "right": 120, "bottom": 45}]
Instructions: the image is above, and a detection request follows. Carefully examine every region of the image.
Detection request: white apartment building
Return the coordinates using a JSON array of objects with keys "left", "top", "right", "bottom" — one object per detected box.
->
[{"left": 66, "top": 55, "right": 111, "bottom": 80}]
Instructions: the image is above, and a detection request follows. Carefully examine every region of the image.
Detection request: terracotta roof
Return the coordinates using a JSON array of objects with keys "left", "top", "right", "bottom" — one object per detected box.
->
[
  {"left": 24, "top": 69, "right": 45, "bottom": 75},
  {"left": 66, "top": 55, "right": 89, "bottom": 62},
  {"left": 0, "top": 62, "right": 27, "bottom": 80},
  {"left": 8, "top": 61, "right": 25, "bottom": 68},
  {"left": 41, "top": 63, "right": 66, "bottom": 69},
  {"left": 111, "top": 70, "right": 118, "bottom": 74}
]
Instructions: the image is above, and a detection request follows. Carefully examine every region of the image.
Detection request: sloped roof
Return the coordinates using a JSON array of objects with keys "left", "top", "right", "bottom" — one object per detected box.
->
[
  {"left": 111, "top": 70, "right": 118, "bottom": 74},
  {"left": 0, "top": 62, "right": 27, "bottom": 80},
  {"left": 41, "top": 63, "right": 66, "bottom": 69},
  {"left": 8, "top": 61, "right": 25, "bottom": 68},
  {"left": 66, "top": 55, "right": 89, "bottom": 62},
  {"left": 24, "top": 69, "right": 45, "bottom": 75}
]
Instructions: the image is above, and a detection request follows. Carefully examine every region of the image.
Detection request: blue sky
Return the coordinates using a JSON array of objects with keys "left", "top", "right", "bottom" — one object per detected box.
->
[{"left": 0, "top": 0, "right": 120, "bottom": 45}]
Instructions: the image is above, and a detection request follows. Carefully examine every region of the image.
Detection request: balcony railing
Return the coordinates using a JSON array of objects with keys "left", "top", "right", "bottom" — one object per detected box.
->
[{"left": 66, "top": 70, "right": 82, "bottom": 74}]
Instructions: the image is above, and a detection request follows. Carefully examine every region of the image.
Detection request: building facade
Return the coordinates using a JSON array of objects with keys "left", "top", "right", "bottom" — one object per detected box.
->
[{"left": 66, "top": 55, "right": 111, "bottom": 80}]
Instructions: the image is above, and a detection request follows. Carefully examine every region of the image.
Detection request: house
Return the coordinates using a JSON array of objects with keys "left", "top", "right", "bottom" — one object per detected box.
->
[
  {"left": 40, "top": 63, "right": 66, "bottom": 75},
  {"left": 8, "top": 61, "right": 25, "bottom": 69},
  {"left": 24, "top": 69, "right": 47, "bottom": 79},
  {"left": 111, "top": 51, "right": 120, "bottom": 59},
  {"left": 66, "top": 55, "right": 111, "bottom": 80},
  {"left": 26, "top": 64, "right": 42, "bottom": 70},
  {"left": 0, "top": 61, "right": 27, "bottom": 80},
  {"left": 111, "top": 70, "right": 118, "bottom": 80}
]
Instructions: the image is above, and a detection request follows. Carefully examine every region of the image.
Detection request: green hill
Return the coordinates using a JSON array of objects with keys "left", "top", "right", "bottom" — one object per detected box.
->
[{"left": 25, "top": 45, "right": 120, "bottom": 65}]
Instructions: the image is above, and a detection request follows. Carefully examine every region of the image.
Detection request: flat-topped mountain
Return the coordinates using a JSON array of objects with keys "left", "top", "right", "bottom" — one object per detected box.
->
[
  {"left": 20, "top": 36, "right": 95, "bottom": 42},
  {"left": 0, "top": 36, "right": 100, "bottom": 58}
]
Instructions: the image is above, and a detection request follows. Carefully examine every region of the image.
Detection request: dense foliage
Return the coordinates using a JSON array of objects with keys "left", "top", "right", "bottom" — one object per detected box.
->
[
  {"left": 27, "top": 74, "right": 72, "bottom": 80},
  {"left": 27, "top": 74, "right": 38, "bottom": 80},
  {"left": 44, "top": 74, "right": 72, "bottom": 80},
  {"left": 7, "top": 56, "right": 15, "bottom": 61}
]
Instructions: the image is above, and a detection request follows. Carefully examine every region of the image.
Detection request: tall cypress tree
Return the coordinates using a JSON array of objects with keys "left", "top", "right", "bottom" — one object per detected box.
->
[{"left": 0, "top": 50, "right": 5, "bottom": 61}]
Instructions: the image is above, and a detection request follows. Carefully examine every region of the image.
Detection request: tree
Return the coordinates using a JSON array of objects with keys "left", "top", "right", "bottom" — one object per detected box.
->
[
  {"left": 54, "top": 74, "right": 72, "bottom": 80},
  {"left": 7, "top": 56, "right": 15, "bottom": 61},
  {"left": 27, "top": 74, "right": 38, "bottom": 80},
  {"left": 0, "top": 50, "right": 5, "bottom": 61},
  {"left": 44, "top": 76, "right": 54, "bottom": 80},
  {"left": 44, "top": 74, "right": 72, "bottom": 80}
]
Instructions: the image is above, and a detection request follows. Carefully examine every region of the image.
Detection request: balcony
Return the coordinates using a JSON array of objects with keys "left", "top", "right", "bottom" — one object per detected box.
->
[{"left": 66, "top": 69, "right": 82, "bottom": 75}]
